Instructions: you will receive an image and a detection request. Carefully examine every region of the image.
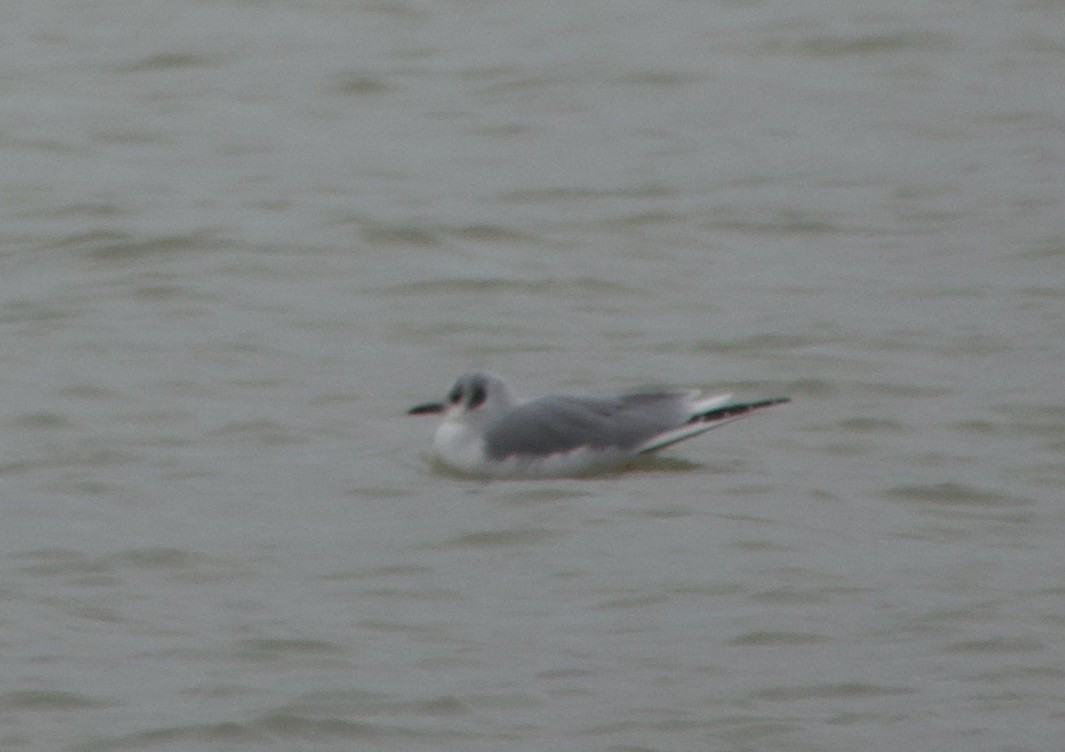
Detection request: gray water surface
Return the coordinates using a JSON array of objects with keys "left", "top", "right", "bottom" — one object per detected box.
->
[{"left": 2, "top": 0, "right": 1064, "bottom": 750}]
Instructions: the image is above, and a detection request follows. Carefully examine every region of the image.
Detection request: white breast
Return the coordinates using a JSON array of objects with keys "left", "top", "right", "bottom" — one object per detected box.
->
[{"left": 433, "top": 421, "right": 489, "bottom": 474}]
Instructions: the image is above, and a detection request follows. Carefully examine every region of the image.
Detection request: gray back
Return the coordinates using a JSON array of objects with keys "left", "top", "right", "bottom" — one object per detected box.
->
[{"left": 483, "top": 392, "right": 688, "bottom": 459}]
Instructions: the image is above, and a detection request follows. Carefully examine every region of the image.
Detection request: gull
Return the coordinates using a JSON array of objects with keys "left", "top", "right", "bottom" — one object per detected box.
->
[{"left": 408, "top": 372, "right": 789, "bottom": 478}]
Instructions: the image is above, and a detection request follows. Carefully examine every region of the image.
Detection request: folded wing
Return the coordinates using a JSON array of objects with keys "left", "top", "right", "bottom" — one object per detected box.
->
[{"left": 483, "top": 392, "right": 692, "bottom": 460}]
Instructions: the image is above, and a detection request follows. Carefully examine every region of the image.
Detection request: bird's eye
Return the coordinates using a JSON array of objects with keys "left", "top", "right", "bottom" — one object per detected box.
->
[
  {"left": 468, "top": 382, "right": 487, "bottom": 409},
  {"left": 448, "top": 386, "right": 463, "bottom": 404}
]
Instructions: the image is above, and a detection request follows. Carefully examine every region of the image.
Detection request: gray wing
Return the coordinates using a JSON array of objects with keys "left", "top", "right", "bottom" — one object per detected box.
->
[{"left": 483, "top": 392, "right": 690, "bottom": 460}]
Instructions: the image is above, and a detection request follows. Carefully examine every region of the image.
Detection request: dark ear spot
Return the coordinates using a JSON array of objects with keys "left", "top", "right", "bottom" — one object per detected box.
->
[
  {"left": 468, "top": 381, "right": 487, "bottom": 409},
  {"left": 448, "top": 385, "right": 463, "bottom": 405}
]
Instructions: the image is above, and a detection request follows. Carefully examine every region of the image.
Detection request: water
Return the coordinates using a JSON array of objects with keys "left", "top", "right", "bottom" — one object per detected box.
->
[{"left": 2, "top": 0, "right": 1064, "bottom": 749}]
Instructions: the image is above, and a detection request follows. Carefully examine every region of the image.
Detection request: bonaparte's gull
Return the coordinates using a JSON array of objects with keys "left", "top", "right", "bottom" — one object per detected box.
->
[{"left": 409, "top": 372, "right": 789, "bottom": 478}]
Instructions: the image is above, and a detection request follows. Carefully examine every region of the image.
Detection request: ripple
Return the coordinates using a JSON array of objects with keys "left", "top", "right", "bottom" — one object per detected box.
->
[
  {"left": 1015, "top": 234, "right": 1065, "bottom": 260},
  {"left": 74, "top": 721, "right": 264, "bottom": 751},
  {"left": 210, "top": 420, "right": 305, "bottom": 446},
  {"left": 318, "top": 564, "right": 431, "bottom": 581},
  {"left": 114, "top": 547, "right": 199, "bottom": 570},
  {"left": 357, "top": 222, "right": 443, "bottom": 247},
  {"left": 494, "top": 487, "right": 592, "bottom": 505},
  {"left": 441, "top": 528, "right": 561, "bottom": 549},
  {"left": 882, "top": 482, "right": 1032, "bottom": 508},
  {"left": 781, "top": 31, "right": 955, "bottom": 58},
  {"left": 13, "top": 547, "right": 209, "bottom": 578},
  {"left": 944, "top": 637, "right": 1045, "bottom": 654},
  {"left": 255, "top": 712, "right": 469, "bottom": 740},
  {"left": 326, "top": 72, "right": 395, "bottom": 96},
  {"left": 0, "top": 689, "right": 110, "bottom": 710},
  {"left": 117, "top": 52, "right": 221, "bottom": 72},
  {"left": 15, "top": 549, "right": 112, "bottom": 577},
  {"left": 449, "top": 223, "right": 539, "bottom": 243},
  {"left": 596, "top": 593, "right": 669, "bottom": 610},
  {"left": 81, "top": 231, "right": 224, "bottom": 262},
  {"left": 689, "top": 332, "right": 819, "bottom": 353},
  {"left": 703, "top": 208, "right": 847, "bottom": 235},
  {"left": 750, "top": 587, "right": 833, "bottom": 605},
  {"left": 235, "top": 638, "right": 348, "bottom": 660},
  {"left": 276, "top": 689, "right": 468, "bottom": 717},
  {"left": 500, "top": 183, "right": 679, "bottom": 203},
  {"left": 728, "top": 630, "right": 832, "bottom": 646},
  {"left": 837, "top": 416, "right": 904, "bottom": 432},
  {"left": 0, "top": 300, "right": 75, "bottom": 326},
  {"left": 7, "top": 411, "right": 77, "bottom": 429},
  {"left": 374, "top": 276, "right": 639, "bottom": 297},
  {"left": 611, "top": 70, "right": 702, "bottom": 87},
  {"left": 753, "top": 682, "right": 913, "bottom": 701}
]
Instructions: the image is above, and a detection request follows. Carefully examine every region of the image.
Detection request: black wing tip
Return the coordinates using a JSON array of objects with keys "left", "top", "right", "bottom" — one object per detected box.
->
[{"left": 692, "top": 396, "right": 790, "bottom": 423}]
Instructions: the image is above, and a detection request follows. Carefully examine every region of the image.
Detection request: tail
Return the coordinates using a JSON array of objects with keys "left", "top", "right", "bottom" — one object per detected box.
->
[{"left": 637, "top": 396, "right": 790, "bottom": 455}]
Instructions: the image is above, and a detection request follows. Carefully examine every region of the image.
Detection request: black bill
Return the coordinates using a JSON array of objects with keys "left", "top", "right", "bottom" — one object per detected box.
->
[{"left": 408, "top": 401, "right": 445, "bottom": 415}]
